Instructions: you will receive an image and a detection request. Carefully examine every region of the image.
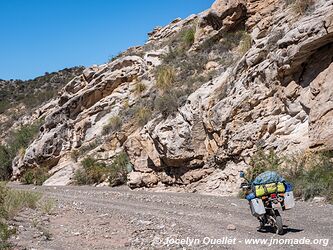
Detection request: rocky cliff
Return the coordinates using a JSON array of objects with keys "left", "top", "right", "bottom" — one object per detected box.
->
[{"left": 6, "top": 0, "right": 333, "bottom": 195}]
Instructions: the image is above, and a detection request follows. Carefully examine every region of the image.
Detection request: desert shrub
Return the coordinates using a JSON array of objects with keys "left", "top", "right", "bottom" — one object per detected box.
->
[
  {"left": 21, "top": 170, "right": 34, "bottom": 185},
  {"left": 135, "top": 106, "right": 152, "bottom": 126},
  {"left": 154, "top": 91, "right": 180, "bottom": 118},
  {"left": 163, "top": 24, "right": 196, "bottom": 53},
  {"left": 134, "top": 82, "right": 147, "bottom": 95},
  {"left": 156, "top": 66, "right": 176, "bottom": 91},
  {"left": 0, "top": 120, "right": 42, "bottom": 181},
  {"left": 160, "top": 50, "right": 208, "bottom": 95},
  {"left": 284, "top": 152, "right": 333, "bottom": 202},
  {"left": 0, "top": 183, "right": 7, "bottom": 218},
  {"left": 109, "top": 152, "right": 130, "bottom": 187},
  {"left": 0, "top": 184, "right": 41, "bottom": 246},
  {"left": 74, "top": 153, "right": 130, "bottom": 186},
  {"left": 199, "top": 37, "right": 224, "bottom": 54},
  {"left": 219, "top": 52, "right": 235, "bottom": 67},
  {"left": 3, "top": 190, "right": 41, "bottom": 218},
  {"left": 246, "top": 149, "right": 281, "bottom": 181},
  {"left": 162, "top": 47, "right": 186, "bottom": 65},
  {"left": 20, "top": 167, "right": 49, "bottom": 185},
  {"left": 239, "top": 32, "right": 252, "bottom": 55},
  {"left": 102, "top": 115, "right": 122, "bottom": 135},
  {"left": 74, "top": 157, "right": 110, "bottom": 185},
  {"left": 73, "top": 169, "right": 89, "bottom": 185},
  {"left": 70, "top": 149, "right": 80, "bottom": 162},
  {"left": 178, "top": 53, "right": 209, "bottom": 79},
  {"left": 22, "top": 89, "right": 57, "bottom": 109},
  {"left": 0, "top": 185, "right": 40, "bottom": 247},
  {"left": 40, "top": 198, "right": 56, "bottom": 215},
  {"left": 181, "top": 27, "right": 196, "bottom": 48},
  {"left": 7, "top": 122, "right": 41, "bottom": 154},
  {"left": 0, "top": 146, "right": 12, "bottom": 181},
  {"left": 222, "top": 31, "right": 246, "bottom": 50},
  {"left": 208, "top": 30, "right": 252, "bottom": 56},
  {"left": 0, "top": 222, "right": 13, "bottom": 248},
  {"left": 108, "top": 52, "right": 123, "bottom": 63},
  {"left": 122, "top": 99, "right": 154, "bottom": 126},
  {"left": 0, "top": 100, "right": 10, "bottom": 114},
  {"left": 286, "top": 0, "right": 315, "bottom": 15}
]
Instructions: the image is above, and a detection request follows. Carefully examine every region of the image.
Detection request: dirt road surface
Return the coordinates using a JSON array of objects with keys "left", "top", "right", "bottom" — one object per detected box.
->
[{"left": 7, "top": 184, "right": 332, "bottom": 250}]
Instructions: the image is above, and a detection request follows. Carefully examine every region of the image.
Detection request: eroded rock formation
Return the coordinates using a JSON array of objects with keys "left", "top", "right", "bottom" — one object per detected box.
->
[{"left": 9, "top": 0, "right": 333, "bottom": 195}]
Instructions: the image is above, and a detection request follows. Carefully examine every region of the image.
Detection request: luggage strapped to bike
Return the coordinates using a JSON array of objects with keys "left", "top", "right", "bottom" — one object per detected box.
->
[{"left": 262, "top": 181, "right": 278, "bottom": 195}]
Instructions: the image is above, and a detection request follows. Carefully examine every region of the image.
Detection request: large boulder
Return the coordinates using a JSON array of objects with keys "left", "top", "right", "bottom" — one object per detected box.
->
[{"left": 308, "top": 62, "right": 333, "bottom": 149}]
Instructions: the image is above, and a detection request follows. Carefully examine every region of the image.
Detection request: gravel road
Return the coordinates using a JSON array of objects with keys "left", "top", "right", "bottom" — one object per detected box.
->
[{"left": 7, "top": 184, "right": 333, "bottom": 250}]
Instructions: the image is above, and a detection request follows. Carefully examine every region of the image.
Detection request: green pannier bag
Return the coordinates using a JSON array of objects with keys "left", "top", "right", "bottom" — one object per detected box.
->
[{"left": 254, "top": 182, "right": 285, "bottom": 197}]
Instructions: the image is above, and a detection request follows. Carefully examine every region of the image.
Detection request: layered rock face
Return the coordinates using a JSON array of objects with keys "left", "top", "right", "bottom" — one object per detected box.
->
[{"left": 10, "top": 0, "right": 333, "bottom": 195}]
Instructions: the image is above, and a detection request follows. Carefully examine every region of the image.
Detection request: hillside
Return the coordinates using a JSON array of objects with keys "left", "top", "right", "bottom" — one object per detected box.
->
[
  {"left": 0, "top": 67, "right": 84, "bottom": 141},
  {"left": 1, "top": 0, "right": 333, "bottom": 200}
]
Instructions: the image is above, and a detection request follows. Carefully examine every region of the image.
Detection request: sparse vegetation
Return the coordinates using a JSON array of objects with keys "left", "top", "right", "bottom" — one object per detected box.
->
[
  {"left": 155, "top": 90, "right": 181, "bottom": 118},
  {"left": 214, "top": 30, "right": 252, "bottom": 55},
  {"left": 40, "top": 198, "right": 56, "bottom": 215},
  {"left": 3, "top": 189, "right": 41, "bottom": 218},
  {"left": 0, "top": 221, "right": 13, "bottom": 249},
  {"left": 156, "top": 66, "right": 176, "bottom": 91},
  {"left": 247, "top": 149, "right": 333, "bottom": 203},
  {"left": 0, "top": 67, "right": 83, "bottom": 111},
  {"left": 247, "top": 149, "right": 281, "bottom": 181},
  {"left": 74, "top": 152, "right": 130, "bottom": 186},
  {"left": 284, "top": 152, "right": 333, "bottom": 203},
  {"left": 135, "top": 106, "right": 152, "bottom": 126},
  {"left": 0, "top": 100, "right": 10, "bottom": 114},
  {"left": 74, "top": 157, "right": 109, "bottom": 185},
  {"left": 181, "top": 27, "right": 196, "bottom": 48},
  {"left": 8, "top": 121, "right": 42, "bottom": 155},
  {"left": 108, "top": 52, "right": 123, "bottom": 63},
  {"left": 0, "top": 183, "right": 41, "bottom": 247},
  {"left": 20, "top": 167, "right": 49, "bottom": 186},
  {"left": 108, "top": 152, "right": 130, "bottom": 187},
  {"left": 0, "top": 120, "right": 43, "bottom": 181},
  {"left": 286, "top": 0, "right": 315, "bottom": 15},
  {"left": 238, "top": 32, "right": 252, "bottom": 55},
  {"left": 70, "top": 149, "right": 80, "bottom": 162},
  {"left": 102, "top": 115, "right": 122, "bottom": 135},
  {"left": 0, "top": 68, "right": 83, "bottom": 155},
  {"left": 0, "top": 146, "right": 12, "bottom": 181},
  {"left": 122, "top": 99, "right": 154, "bottom": 127},
  {"left": 150, "top": 26, "right": 252, "bottom": 120},
  {"left": 134, "top": 82, "right": 147, "bottom": 95},
  {"left": 161, "top": 47, "right": 186, "bottom": 65}
]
